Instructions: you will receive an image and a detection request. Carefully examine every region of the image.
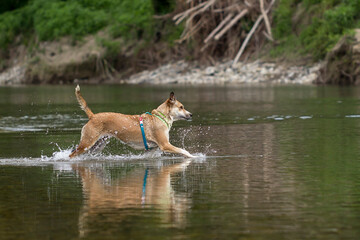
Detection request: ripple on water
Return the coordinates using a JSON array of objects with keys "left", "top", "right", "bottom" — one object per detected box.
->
[
  {"left": 0, "top": 114, "right": 87, "bottom": 132},
  {"left": 345, "top": 115, "right": 360, "bottom": 118},
  {"left": 299, "top": 115, "right": 312, "bottom": 120}
]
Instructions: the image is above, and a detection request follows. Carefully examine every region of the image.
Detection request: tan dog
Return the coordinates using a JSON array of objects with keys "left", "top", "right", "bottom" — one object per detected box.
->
[{"left": 69, "top": 85, "right": 194, "bottom": 158}]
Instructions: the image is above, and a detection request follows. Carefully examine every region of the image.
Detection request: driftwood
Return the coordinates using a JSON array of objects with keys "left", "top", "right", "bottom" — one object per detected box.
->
[
  {"left": 172, "top": 0, "right": 276, "bottom": 63},
  {"left": 214, "top": 9, "right": 248, "bottom": 41},
  {"left": 260, "top": 0, "right": 273, "bottom": 41},
  {"left": 173, "top": 1, "right": 208, "bottom": 25},
  {"left": 204, "top": 13, "right": 234, "bottom": 43},
  {"left": 233, "top": 0, "right": 276, "bottom": 66}
]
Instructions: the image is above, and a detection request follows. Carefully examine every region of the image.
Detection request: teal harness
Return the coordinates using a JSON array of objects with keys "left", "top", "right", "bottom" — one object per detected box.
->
[
  {"left": 139, "top": 112, "right": 152, "bottom": 150},
  {"left": 139, "top": 111, "right": 169, "bottom": 151}
]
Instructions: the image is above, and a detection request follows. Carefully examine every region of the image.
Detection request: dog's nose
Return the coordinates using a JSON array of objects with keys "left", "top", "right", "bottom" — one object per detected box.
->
[{"left": 190, "top": 113, "right": 193, "bottom": 117}]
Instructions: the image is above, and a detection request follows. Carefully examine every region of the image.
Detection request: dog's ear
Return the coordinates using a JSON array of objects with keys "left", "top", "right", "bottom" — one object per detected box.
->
[{"left": 168, "top": 92, "right": 176, "bottom": 105}]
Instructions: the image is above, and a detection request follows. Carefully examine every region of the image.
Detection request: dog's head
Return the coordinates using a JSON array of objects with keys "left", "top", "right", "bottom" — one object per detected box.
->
[{"left": 167, "top": 92, "right": 192, "bottom": 121}]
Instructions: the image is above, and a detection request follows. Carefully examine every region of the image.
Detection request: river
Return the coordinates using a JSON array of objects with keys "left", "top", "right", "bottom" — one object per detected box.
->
[{"left": 0, "top": 85, "right": 360, "bottom": 239}]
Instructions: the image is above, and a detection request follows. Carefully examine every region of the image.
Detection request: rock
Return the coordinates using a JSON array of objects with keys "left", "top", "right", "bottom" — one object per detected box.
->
[
  {"left": 288, "top": 72, "right": 295, "bottom": 79},
  {"left": 0, "top": 65, "right": 26, "bottom": 85},
  {"left": 205, "top": 66, "right": 216, "bottom": 76},
  {"left": 301, "top": 73, "right": 317, "bottom": 84}
]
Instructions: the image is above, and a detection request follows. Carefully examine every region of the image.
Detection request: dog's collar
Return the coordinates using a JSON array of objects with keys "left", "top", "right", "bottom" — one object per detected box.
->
[{"left": 148, "top": 111, "right": 171, "bottom": 129}]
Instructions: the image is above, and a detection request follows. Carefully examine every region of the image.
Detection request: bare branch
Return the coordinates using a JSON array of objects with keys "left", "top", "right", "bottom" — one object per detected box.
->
[
  {"left": 204, "top": 13, "right": 234, "bottom": 43},
  {"left": 232, "top": 0, "right": 276, "bottom": 67},
  {"left": 260, "top": 0, "right": 273, "bottom": 41},
  {"left": 173, "top": 1, "right": 209, "bottom": 25},
  {"left": 214, "top": 9, "right": 249, "bottom": 41}
]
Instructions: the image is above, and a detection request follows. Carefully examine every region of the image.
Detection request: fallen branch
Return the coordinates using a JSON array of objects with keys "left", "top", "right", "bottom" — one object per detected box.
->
[
  {"left": 260, "top": 0, "right": 273, "bottom": 41},
  {"left": 178, "top": 0, "right": 216, "bottom": 42},
  {"left": 173, "top": 1, "right": 209, "bottom": 25},
  {"left": 262, "top": 30, "right": 273, "bottom": 41},
  {"left": 177, "top": 20, "right": 203, "bottom": 43},
  {"left": 204, "top": 13, "right": 234, "bottom": 43},
  {"left": 184, "top": 0, "right": 216, "bottom": 29},
  {"left": 153, "top": 13, "right": 172, "bottom": 19},
  {"left": 232, "top": 0, "right": 275, "bottom": 67},
  {"left": 212, "top": 3, "right": 243, "bottom": 13},
  {"left": 214, "top": 9, "right": 249, "bottom": 41}
]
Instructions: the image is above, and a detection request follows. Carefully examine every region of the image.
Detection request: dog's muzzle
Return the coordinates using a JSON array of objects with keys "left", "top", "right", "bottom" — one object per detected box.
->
[{"left": 185, "top": 113, "right": 193, "bottom": 121}]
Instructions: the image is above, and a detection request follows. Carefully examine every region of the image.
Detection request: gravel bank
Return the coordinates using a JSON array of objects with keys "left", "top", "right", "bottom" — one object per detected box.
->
[{"left": 123, "top": 60, "right": 322, "bottom": 85}]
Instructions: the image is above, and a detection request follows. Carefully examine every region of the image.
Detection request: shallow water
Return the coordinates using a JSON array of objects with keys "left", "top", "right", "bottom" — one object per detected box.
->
[{"left": 1, "top": 85, "right": 360, "bottom": 239}]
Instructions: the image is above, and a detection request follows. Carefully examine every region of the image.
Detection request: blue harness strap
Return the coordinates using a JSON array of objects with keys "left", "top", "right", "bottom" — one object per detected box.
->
[
  {"left": 139, "top": 112, "right": 152, "bottom": 151},
  {"left": 141, "top": 168, "right": 149, "bottom": 204},
  {"left": 139, "top": 116, "right": 149, "bottom": 150}
]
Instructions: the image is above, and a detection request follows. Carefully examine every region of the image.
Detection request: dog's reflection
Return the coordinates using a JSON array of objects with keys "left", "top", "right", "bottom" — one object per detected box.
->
[{"left": 73, "top": 160, "right": 191, "bottom": 237}]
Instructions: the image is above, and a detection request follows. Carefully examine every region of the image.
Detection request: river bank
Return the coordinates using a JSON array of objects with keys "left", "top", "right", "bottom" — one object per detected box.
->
[
  {"left": 0, "top": 59, "right": 321, "bottom": 86},
  {"left": 123, "top": 60, "right": 321, "bottom": 85},
  {"left": 1, "top": 0, "right": 359, "bottom": 86}
]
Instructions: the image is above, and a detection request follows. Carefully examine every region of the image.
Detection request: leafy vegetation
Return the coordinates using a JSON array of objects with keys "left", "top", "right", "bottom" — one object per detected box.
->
[
  {"left": 109, "top": 0, "right": 154, "bottom": 40},
  {"left": 0, "top": 0, "right": 175, "bottom": 49},
  {"left": 272, "top": 0, "right": 360, "bottom": 60},
  {"left": 1, "top": 0, "right": 360, "bottom": 61}
]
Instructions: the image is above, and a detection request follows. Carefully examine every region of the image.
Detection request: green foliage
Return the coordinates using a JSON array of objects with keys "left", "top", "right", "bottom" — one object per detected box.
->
[
  {"left": 110, "top": 0, "right": 155, "bottom": 40},
  {"left": 0, "top": 0, "right": 165, "bottom": 49},
  {"left": 0, "top": 10, "right": 23, "bottom": 47},
  {"left": 33, "top": 1, "right": 108, "bottom": 41},
  {"left": 272, "top": 0, "right": 295, "bottom": 39},
  {"left": 272, "top": 0, "right": 360, "bottom": 60},
  {"left": 269, "top": 35, "right": 302, "bottom": 59},
  {"left": 165, "top": 23, "right": 184, "bottom": 46},
  {"left": 97, "top": 38, "right": 121, "bottom": 58},
  {"left": 77, "top": 0, "right": 114, "bottom": 10},
  {"left": 299, "top": 1, "right": 360, "bottom": 59}
]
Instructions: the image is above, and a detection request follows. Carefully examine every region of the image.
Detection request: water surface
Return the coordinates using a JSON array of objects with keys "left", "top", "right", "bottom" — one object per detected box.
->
[{"left": 1, "top": 85, "right": 360, "bottom": 239}]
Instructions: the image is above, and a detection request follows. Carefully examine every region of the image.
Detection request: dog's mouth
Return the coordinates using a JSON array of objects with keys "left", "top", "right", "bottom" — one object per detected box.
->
[
  {"left": 177, "top": 112, "right": 192, "bottom": 121},
  {"left": 184, "top": 115, "right": 192, "bottom": 121}
]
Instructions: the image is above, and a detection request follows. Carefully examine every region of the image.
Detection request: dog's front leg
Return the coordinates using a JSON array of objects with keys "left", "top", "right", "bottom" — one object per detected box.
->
[{"left": 158, "top": 142, "right": 194, "bottom": 158}]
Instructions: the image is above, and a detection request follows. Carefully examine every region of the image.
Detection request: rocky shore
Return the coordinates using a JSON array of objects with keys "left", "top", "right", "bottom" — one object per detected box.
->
[
  {"left": 123, "top": 60, "right": 322, "bottom": 85},
  {"left": 1, "top": 59, "right": 321, "bottom": 85}
]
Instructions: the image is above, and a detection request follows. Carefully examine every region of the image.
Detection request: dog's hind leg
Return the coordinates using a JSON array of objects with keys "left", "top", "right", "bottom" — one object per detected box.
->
[{"left": 69, "top": 124, "right": 101, "bottom": 158}]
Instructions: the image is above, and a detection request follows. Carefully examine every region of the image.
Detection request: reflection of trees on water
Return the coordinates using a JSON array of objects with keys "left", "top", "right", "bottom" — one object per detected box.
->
[{"left": 175, "top": 122, "right": 298, "bottom": 233}]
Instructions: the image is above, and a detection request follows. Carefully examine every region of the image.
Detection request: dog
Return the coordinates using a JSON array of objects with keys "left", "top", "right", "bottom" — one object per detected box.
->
[{"left": 69, "top": 85, "right": 194, "bottom": 158}]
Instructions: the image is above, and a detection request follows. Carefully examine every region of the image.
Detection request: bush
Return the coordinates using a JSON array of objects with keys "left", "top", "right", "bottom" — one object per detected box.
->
[
  {"left": 0, "top": 0, "right": 158, "bottom": 48},
  {"left": 299, "top": 2, "right": 359, "bottom": 59},
  {"left": 0, "top": 10, "right": 22, "bottom": 47},
  {"left": 33, "top": 1, "right": 108, "bottom": 41},
  {"left": 110, "top": 0, "right": 155, "bottom": 40},
  {"left": 272, "top": 0, "right": 294, "bottom": 39},
  {"left": 272, "top": 0, "right": 360, "bottom": 60}
]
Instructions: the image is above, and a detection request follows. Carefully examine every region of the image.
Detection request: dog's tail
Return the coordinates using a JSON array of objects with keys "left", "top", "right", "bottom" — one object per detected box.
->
[{"left": 75, "top": 85, "right": 94, "bottom": 119}]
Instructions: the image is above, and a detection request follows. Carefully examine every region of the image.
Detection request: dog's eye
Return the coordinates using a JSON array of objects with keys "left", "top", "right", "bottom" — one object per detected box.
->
[{"left": 179, "top": 106, "right": 183, "bottom": 109}]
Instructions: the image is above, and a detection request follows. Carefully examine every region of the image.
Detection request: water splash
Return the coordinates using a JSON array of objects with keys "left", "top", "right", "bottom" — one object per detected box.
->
[
  {"left": 179, "top": 128, "right": 192, "bottom": 149},
  {"left": 41, "top": 148, "right": 73, "bottom": 162},
  {"left": 0, "top": 126, "right": 208, "bottom": 166}
]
